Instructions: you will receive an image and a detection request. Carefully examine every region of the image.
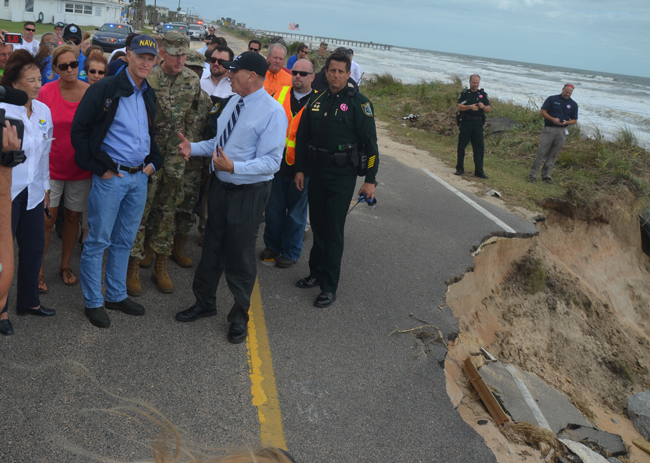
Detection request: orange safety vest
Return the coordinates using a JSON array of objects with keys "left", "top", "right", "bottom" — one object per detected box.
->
[{"left": 274, "top": 85, "right": 310, "bottom": 166}]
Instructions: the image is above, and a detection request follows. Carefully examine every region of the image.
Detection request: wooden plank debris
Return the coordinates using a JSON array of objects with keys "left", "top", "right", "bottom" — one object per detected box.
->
[{"left": 463, "top": 357, "right": 510, "bottom": 425}]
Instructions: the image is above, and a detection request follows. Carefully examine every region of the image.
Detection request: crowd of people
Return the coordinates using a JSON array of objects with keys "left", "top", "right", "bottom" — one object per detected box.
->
[
  {"left": 0, "top": 24, "right": 379, "bottom": 342},
  {"left": 0, "top": 23, "right": 576, "bottom": 342}
]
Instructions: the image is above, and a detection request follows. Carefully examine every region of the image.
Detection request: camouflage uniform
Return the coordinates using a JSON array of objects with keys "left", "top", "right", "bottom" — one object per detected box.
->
[
  {"left": 309, "top": 42, "right": 330, "bottom": 72},
  {"left": 175, "top": 88, "right": 212, "bottom": 235},
  {"left": 130, "top": 33, "right": 203, "bottom": 261}
]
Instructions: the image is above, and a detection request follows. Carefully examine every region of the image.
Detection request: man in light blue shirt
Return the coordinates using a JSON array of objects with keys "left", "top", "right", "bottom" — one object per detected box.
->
[
  {"left": 176, "top": 51, "right": 287, "bottom": 344},
  {"left": 72, "top": 35, "right": 162, "bottom": 329}
]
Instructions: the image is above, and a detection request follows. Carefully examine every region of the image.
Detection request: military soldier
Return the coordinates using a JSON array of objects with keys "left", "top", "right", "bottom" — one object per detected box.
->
[
  {"left": 172, "top": 51, "right": 213, "bottom": 267},
  {"left": 294, "top": 51, "right": 379, "bottom": 308},
  {"left": 126, "top": 31, "right": 203, "bottom": 295},
  {"left": 309, "top": 41, "right": 330, "bottom": 73},
  {"left": 455, "top": 74, "right": 491, "bottom": 179}
]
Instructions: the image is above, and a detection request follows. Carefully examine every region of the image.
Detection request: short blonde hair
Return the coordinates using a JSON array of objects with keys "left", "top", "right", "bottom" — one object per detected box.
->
[{"left": 52, "top": 44, "right": 79, "bottom": 70}]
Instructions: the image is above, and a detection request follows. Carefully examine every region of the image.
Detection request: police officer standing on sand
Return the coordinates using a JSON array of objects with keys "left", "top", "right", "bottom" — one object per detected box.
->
[
  {"left": 294, "top": 51, "right": 379, "bottom": 308},
  {"left": 455, "top": 74, "right": 490, "bottom": 179}
]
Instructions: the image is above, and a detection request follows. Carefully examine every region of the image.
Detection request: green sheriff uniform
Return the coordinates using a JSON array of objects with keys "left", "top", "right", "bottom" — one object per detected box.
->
[
  {"left": 295, "top": 82, "right": 379, "bottom": 294},
  {"left": 456, "top": 87, "right": 490, "bottom": 177}
]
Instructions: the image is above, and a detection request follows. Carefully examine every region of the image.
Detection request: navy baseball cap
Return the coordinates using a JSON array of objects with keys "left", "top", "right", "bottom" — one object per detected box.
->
[
  {"left": 221, "top": 51, "right": 268, "bottom": 77},
  {"left": 130, "top": 35, "right": 158, "bottom": 55}
]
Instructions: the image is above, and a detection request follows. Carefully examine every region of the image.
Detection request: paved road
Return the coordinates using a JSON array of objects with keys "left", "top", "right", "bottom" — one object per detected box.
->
[{"left": 0, "top": 153, "right": 535, "bottom": 462}]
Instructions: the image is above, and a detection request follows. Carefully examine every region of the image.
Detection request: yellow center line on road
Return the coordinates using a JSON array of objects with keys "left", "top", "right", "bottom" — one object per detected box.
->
[{"left": 246, "top": 278, "right": 287, "bottom": 449}]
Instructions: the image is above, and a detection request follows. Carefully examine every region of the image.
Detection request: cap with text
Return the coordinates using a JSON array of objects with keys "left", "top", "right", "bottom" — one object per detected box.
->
[
  {"left": 220, "top": 51, "right": 268, "bottom": 77},
  {"left": 130, "top": 35, "right": 158, "bottom": 55},
  {"left": 160, "top": 31, "right": 189, "bottom": 56}
]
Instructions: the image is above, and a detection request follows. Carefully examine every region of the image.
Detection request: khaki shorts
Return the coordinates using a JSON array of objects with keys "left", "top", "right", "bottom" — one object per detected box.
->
[{"left": 49, "top": 178, "right": 92, "bottom": 212}]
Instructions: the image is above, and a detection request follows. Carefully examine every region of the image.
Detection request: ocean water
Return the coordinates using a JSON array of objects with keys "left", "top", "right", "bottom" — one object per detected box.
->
[{"left": 352, "top": 46, "right": 650, "bottom": 148}]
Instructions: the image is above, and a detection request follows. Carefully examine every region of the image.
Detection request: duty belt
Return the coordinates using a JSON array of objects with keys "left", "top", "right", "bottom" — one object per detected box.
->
[
  {"left": 308, "top": 145, "right": 354, "bottom": 168},
  {"left": 462, "top": 116, "right": 484, "bottom": 121}
]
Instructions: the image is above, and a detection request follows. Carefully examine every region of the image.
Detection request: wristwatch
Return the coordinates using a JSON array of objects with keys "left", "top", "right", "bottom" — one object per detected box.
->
[{"left": 45, "top": 189, "right": 51, "bottom": 194}]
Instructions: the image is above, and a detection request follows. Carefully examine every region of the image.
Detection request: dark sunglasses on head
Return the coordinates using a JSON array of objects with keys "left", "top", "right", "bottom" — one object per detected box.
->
[
  {"left": 209, "top": 57, "right": 227, "bottom": 65},
  {"left": 24, "top": 28, "right": 35, "bottom": 32},
  {"left": 291, "top": 70, "right": 312, "bottom": 77},
  {"left": 88, "top": 69, "right": 105, "bottom": 75},
  {"left": 248, "top": 47, "right": 260, "bottom": 52},
  {"left": 57, "top": 60, "right": 79, "bottom": 71}
]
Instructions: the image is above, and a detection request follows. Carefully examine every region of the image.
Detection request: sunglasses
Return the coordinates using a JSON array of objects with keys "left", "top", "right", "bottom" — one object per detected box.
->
[
  {"left": 88, "top": 69, "right": 105, "bottom": 75},
  {"left": 209, "top": 57, "right": 227, "bottom": 65},
  {"left": 248, "top": 47, "right": 260, "bottom": 52},
  {"left": 565, "top": 83, "right": 575, "bottom": 89},
  {"left": 57, "top": 60, "right": 79, "bottom": 71},
  {"left": 24, "top": 28, "right": 35, "bottom": 32},
  {"left": 291, "top": 70, "right": 312, "bottom": 77}
]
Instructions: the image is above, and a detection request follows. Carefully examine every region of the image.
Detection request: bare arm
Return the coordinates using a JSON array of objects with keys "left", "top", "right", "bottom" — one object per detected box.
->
[
  {"left": 458, "top": 103, "right": 479, "bottom": 112},
  {"left": 0, "top": 121, "right": 20, "bottom": 306}
]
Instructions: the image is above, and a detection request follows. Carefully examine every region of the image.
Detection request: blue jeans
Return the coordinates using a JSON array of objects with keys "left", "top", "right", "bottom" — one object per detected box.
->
[
  {"left": 80, "top": 172, "right": 148, "bottom": 308},
  {"left": 263, "top": 175, "right": 309, "bottom": 262}
]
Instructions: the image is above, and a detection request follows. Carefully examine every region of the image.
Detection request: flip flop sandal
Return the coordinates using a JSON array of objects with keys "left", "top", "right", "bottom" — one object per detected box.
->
[
  {"left": 38, "top": 274, "right": 48, "bottom": 293},
  {"left": 59, "top": 267, "right": 78, "bottom": 286}
]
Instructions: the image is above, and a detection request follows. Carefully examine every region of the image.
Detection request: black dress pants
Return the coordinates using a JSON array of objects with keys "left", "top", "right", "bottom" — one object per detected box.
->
[
  {"left": 192, "top": 177, "right": 271, "bottom": 324},
  {"left": 2, "top": 188, "right": 44, "bottom": 313}
]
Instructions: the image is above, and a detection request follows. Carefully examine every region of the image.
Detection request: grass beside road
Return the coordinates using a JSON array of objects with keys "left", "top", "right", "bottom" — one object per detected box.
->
[
  {"left": 0, "top": 19, "right": 98, "bottom": 34},
  {"left": 363, "top": 74, "right": 650, "bottom": 211}
]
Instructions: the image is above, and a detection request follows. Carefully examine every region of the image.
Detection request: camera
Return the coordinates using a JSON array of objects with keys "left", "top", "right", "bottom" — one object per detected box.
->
[
  {"left": 2, "top": 32, "right": 23, "bottom": 45},
  {"left": 0, "top": 108, "right": 25, "bottom": 167}
]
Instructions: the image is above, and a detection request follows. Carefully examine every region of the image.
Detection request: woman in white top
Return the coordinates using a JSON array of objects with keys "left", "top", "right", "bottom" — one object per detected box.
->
[{"left": 0, "top": 50, "right": 55, "bottom": 336}]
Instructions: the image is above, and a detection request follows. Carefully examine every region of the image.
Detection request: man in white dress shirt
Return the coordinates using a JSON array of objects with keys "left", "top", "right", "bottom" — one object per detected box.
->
[
  {"left": 175, "top": 51, "right": 287, "bottom": 344},
  {"left": 200, "top": 45, "right": 234, "bottom": 99}
]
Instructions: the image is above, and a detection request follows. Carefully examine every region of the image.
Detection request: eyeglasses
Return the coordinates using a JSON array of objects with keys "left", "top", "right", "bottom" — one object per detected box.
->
[
  {"left": 57, "top": 60, "right": 79, "bottom": 71},
  {"left": 248, "top": 47, "right": 260, "bottom": 52},
  {"left": 88, "top": 69, "right": 105, "bottom": 75},
  {"left": 24, "top": 28, "right": 35, "bottom": 32},
  {"left": 564, "top": 83, "right": 575, "bottom": 89},
  {"left": 291, "top": 70, "right": 312, "bottom": 77},
  {"left": 209, "top": 57, "right": 227, "bottom": 65}
]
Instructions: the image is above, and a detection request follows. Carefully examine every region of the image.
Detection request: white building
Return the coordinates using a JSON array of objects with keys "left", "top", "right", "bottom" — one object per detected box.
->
[{"left": 1, "top": 0, "right": 122, "bottom": 28}]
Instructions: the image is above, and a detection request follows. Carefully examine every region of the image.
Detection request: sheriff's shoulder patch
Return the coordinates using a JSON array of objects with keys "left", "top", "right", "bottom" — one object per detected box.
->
[
  {"left": 103, "top": 98, "right": 112, "bottom": 111},
  {"left": 209, "top": 103, "right": 221, "bottom": 114},
  {"left": 361, "top": 102, "right": 373, "bottom": 117}
]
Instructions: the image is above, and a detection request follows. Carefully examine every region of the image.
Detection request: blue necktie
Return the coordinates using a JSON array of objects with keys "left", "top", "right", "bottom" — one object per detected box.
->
[{"left": 211, "top": 99, "right": 244, "bottom": 173}]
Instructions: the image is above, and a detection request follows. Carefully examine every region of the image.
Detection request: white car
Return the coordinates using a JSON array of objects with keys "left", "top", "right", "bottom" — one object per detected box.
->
[{"left": 188, "top": 24, "right": 206, "bottom": 41}]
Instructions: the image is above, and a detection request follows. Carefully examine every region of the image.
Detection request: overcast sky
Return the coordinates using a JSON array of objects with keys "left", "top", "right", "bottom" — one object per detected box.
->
[{"left": 155, "top": 0, "right": 650, "bottom": 78}]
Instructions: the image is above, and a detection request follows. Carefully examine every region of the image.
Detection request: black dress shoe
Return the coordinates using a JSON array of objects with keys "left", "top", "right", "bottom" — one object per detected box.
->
[
  {"left": 228, "top": 322, "right": 248, "bottom": 344},
  {"left": 454, "top": 170, "right": 464, "bottom": 176},
  {"left": 314, "top": 291, "right": 336, "bottom": 308},
  {"left": 85, "top": 307, "right": 110, "bottom": 328},
  {"left": 175, "top": 304, "right": 217, "bottom": 322},
  {"left": 16, "top": 305, "right": 55, "bottom": 316},
  {"left": 105, "top": 298, "right": 145, "bottom": 316},
  {"left": 296, "top": 276, "right": 320, "bottom": 289},
  {"left": 474, "top": 173, "right": 489, "bottom": 179},
  {"left": 0, "top": 319, "right": 14, "bottom": 335}
]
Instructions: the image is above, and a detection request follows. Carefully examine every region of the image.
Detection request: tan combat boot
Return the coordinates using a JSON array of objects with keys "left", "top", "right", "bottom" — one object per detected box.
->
[
  {"left": 126, "top": 257, "right": 141, "bottom": 296},
  {"left": 140, "top": 233, "right": 154, "bottom": 268},
  {"left": 171, "top": 234, "right": 192, "bottom": 268},
  {"left": 151, "top": 254, "right": 174, "bottom": 293}
]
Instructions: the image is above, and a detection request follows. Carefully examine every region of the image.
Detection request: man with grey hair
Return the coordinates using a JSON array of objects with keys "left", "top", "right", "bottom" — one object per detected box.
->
[
  {"left": 264, "top": 43, "right": 291, "bottom": 95},
  {"left": 0, "top": 42, "right": 12, "bottom": 76}
]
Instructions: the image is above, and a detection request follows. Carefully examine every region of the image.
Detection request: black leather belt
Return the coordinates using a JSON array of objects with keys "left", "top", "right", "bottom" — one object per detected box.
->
[
  {"left": 217, "top": 179, "right": 269, "bottom": 190},
  {"left": 462, "top": 116, "right": 484, "bottom": 121},
  {"left": 118, "top": 164, "right": 144, "bottom": 174}
]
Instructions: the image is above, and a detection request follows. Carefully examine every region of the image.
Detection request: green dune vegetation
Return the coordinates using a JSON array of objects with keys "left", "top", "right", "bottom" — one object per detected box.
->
[{"left": 363, "top": 73, "right": 650, "bottom": 212}]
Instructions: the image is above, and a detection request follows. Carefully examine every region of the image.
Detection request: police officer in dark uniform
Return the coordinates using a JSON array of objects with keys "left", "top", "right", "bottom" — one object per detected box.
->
[
  {"left": 294, "top": 51, "right": 378, "bottom": 308},
  {"left": 455, "top": 74, "right": 491, "bottom": 179}
]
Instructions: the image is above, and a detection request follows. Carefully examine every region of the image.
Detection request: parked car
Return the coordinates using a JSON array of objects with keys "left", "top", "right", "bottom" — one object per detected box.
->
[
  {"left": 188, "top": 24, "right": 206, "bottom": 41},
  {"left": 92, "top": 22, "right": 135, "bottom": 52},
  {"left": 162, "top": 23, "right": 189, "bottom": 36}
]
